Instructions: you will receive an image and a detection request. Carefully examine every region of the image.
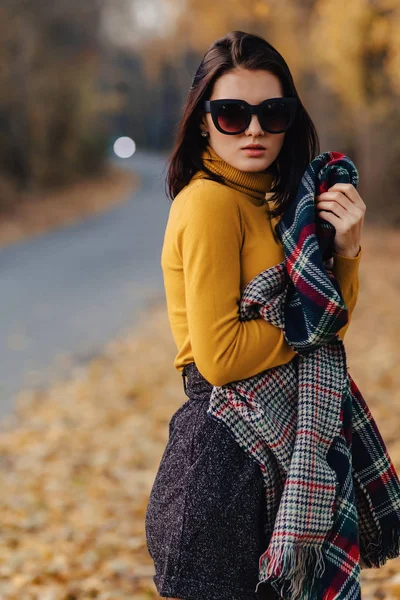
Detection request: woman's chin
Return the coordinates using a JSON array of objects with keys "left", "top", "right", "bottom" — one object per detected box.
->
[{"left": 237, "top": 156, "right": 271, "bottom": 172}]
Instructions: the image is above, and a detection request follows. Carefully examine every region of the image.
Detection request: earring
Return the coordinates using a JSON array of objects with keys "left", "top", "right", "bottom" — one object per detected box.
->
[{"left": 201, "top": 131, "right": 209, "bottom": 137}]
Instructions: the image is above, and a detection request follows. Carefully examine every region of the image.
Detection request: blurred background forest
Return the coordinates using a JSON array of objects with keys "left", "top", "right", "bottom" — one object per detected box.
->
[{"left": 0, "top": 0, "right": 399, "bottom": 224}]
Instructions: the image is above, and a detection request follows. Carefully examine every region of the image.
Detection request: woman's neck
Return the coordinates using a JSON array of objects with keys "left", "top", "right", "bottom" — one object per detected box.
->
[{"left": 193, "top": 144, "right": 274, "bottom": 205}]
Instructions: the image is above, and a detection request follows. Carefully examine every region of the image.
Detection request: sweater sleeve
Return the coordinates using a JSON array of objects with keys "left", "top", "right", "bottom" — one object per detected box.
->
[
  {"left": 332, "top": 245, "right": 362, "bottom": 341},
  {"left": 178, "top": 181, "right": 297, "bottom": 387}
]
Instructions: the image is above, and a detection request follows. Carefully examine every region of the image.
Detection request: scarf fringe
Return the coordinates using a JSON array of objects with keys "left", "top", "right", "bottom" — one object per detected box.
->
[
  {"left": 254, "top": 527, "right": 400, "bottom": 599},
  {"left": 256, "top": 543, "right": 325, "bottom": 600},
  {"left": 360, "top": 526, "right": 400, "bottom": 569}
]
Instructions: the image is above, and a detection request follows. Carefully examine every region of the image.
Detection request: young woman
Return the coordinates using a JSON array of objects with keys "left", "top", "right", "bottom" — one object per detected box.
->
[{"left": 145, "top": 30, "right": 363, "bottom": 600}]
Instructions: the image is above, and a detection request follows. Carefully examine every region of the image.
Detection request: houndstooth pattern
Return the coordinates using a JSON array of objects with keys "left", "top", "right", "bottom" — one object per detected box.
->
[{"left": 206, "top": 152, "right": 400, "bottom": 600}]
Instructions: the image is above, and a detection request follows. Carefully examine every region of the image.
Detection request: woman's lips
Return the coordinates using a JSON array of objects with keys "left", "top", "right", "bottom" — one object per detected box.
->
[{"left": 242, "top": 148, "right": 266, "bottom": 157}]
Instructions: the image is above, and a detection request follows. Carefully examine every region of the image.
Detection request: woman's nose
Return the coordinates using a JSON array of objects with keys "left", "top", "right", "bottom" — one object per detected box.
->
[{"left": 245, "top": 114, "right": 264, "bottom": 136}]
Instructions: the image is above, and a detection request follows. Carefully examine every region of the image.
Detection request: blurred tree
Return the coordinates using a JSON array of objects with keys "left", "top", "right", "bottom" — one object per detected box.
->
[
  {"left": 108, "top": 50, "right": 152, "bottom": 147},
  {"left": 0, "top": 0, "right": 126, "bottom": 198},
  {"left": 309, "top": 0, "right": 400, "bottom": 223}
]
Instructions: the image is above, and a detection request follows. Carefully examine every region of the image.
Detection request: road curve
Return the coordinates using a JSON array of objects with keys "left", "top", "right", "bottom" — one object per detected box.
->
[{"left": 0, "top": 149, "right": 171, "bottom": 419}]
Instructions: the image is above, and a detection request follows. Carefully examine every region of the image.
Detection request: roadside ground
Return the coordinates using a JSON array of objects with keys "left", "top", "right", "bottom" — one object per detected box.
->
[{"left": 0, "top": 164, "right": 139, "bottom": 250}]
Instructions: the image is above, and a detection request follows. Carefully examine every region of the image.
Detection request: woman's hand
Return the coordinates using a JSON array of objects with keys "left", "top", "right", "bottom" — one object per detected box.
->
[{"left": 316, "top": 183, "right": 366, "bottom": 258}]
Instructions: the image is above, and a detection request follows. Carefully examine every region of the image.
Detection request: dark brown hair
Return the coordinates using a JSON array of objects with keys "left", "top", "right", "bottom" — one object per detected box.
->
[{"left": 165, "top": 30, "right": 320, "bottom": 220}]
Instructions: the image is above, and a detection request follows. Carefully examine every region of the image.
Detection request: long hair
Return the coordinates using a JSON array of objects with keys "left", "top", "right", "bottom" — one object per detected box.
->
[{"left": 165, "top": 30, "right": 320, "bottom": 220}]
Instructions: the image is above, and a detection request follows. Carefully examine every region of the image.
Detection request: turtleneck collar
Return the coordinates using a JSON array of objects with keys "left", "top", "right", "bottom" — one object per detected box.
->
[{"left": 191, "top": 144, "right": 274, "bottom": 205}]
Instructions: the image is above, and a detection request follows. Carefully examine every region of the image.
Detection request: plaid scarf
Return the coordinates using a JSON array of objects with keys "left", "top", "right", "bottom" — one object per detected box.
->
[{"left": 207, "top": 151, "right": 400, "bottom": 600}]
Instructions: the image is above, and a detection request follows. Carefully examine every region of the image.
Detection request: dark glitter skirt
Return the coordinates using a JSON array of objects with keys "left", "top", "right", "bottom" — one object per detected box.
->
[{"left": 145, "top": 362, "right": 278, "bottom": 600}]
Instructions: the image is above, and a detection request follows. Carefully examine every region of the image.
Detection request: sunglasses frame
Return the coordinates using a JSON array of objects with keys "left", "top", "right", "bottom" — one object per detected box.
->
[{"left": 203, "top": 97, "right": 298, "bottom": 135}]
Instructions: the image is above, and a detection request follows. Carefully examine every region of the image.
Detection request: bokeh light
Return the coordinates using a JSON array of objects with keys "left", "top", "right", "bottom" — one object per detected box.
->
[{"left": 113, "top": 136, "right": 136, "bottom": 158}]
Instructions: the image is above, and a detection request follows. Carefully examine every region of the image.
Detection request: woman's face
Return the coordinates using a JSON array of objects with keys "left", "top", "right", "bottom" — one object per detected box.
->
[{"left": 200, "top": 68, "right": 286, "bottom": 173}]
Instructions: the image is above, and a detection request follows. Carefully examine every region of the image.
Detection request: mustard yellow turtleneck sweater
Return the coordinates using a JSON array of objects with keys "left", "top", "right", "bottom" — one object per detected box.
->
[{"left": 161, "top": 145, "right": 362, "bottom": 387}]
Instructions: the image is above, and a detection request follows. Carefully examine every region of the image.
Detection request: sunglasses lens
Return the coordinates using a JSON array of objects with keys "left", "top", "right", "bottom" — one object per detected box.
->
[
  {"left": 217, "top": 102, "right": 248, "bottom": 133},
  {"left": 260, "top": 101, "right": 292, "bottom": 132}
]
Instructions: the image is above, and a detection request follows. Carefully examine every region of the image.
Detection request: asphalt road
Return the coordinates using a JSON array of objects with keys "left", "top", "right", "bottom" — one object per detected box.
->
[{"left": 0, "top": 149, "right": 171, "bottom": 419}]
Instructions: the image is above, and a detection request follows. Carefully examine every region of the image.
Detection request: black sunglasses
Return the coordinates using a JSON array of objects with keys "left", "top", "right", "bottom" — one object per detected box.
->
[{"left": 203, "top": 97, "right": 298, "bottom": 135}]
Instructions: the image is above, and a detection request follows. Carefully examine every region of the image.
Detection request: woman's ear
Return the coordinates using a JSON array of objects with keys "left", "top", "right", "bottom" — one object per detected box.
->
[{"left": 199, "top": 115, "right": 208, "bottom": 132}]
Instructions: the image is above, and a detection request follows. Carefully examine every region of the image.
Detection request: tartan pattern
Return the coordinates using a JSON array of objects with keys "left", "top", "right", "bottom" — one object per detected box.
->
[{"left": 206, "top": 151, "right": 400, "bottom": 599}]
